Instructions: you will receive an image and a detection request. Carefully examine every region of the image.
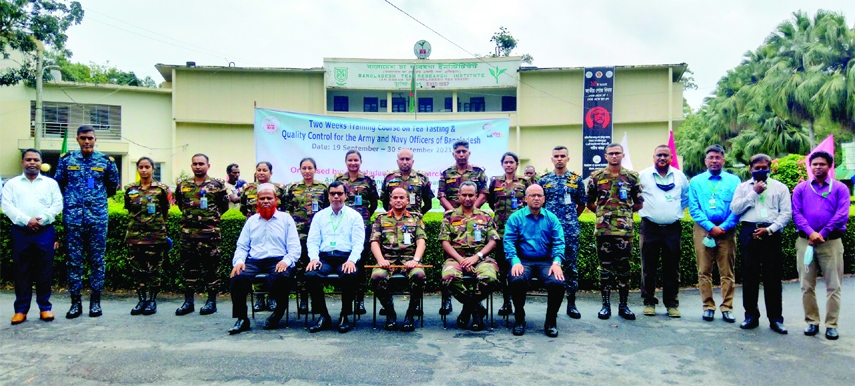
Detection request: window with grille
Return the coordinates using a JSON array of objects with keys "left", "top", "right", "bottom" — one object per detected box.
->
[
  {"left": 470, "top": 97, "right": 485, "bottom": 112},
  {"left": 392, "top": 97, "right": 407, "bottom": 112},
  {"left": 363, "top": 97, "right": 378, "bottom": 112},
  {"left": 333, "top": 96, "right": 349, "bottom": 112},
  {"left": 30, "top": 101, "right": 122, "bottom": 140},
  {"left": 418, "top": 98, "right": 433, "bottom": 113}
]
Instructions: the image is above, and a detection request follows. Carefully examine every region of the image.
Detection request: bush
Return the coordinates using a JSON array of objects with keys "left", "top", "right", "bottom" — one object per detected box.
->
[{"left": 2, "top": 207, "right": 854, "bottom": 294}]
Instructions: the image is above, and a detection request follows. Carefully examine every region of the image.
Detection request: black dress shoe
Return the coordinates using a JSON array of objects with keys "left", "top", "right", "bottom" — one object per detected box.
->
[
  {"left": 308, "top": 315, "right": 332, "bottom": 333},
  {"left": 355, "top": 301, "right": 367, "bottom": 315},
  {"left": 722, "top": 311, "right": 735, "bottom": 323},
  {"left": 253, "top": 296, "right": 267, "bottom": 313},
  {"left": 439, "top": 297, "right": 453, "bottom": 316},
  {"left": 498, "top": 302, "right": 512, "bottom": 317},
  {"left": 379, "top": 307, "right": 387, "bottom": 316},
  {"left": 740, "top": 317, "right": 759, "bottom": 329},
  {"left": 297, "top": 298, "right": 309, "bottom": 315},
  {"left": 512, "top": 320, "right": 526, "bottom": 336},
  {"left": 702, "top": 309, "right": 714, "bottom": 321},
  {"left": 804, "top": 324, "right": 820, "bottom": 336},
  {"left": 401, "top": 314, "right": 415, "bottom": 332},
  {"left": 544, "top": 323, "right": 559, "bottom": 338},
  {"left": 566, "top": 303, "right": 581, "bottom": 319},
  {"left": 263, "top": 313, "right": 283, "bottom": 330},
  {"left": 337, "top": 315, "right": 353, "bottom": 333},
  {"left": 266, "top": 299, "right": 277, "bottom": 312},
  {"left": 770, "top": 321, "right": 788, "bottom": 334},
  {"left": 229, "top": 318, "right": 251, "bottom": 335},
  {"left": 826, "top": 327, "right": 839, "bottom": 340},
  {"left": 384, "top": 312, "right": 398, "bottom": 331}
]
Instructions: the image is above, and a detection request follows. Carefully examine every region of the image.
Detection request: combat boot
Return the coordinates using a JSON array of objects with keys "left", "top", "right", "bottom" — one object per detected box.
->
[
  {"left": 130, "top": 287, "right": 147, "bottom": 315},
  {"left": 379, "top": 292, "right": 397, "bottom": 331},
  {"left": 439, "top": 288, "right": 453, "bottom": 316},
  {"left": 175, "top": 289, "right": 195, "bottom": 316},
  {"left": 89, "top": 291, "right": 103, "bottom": 317},
  {"left": 598, "top": 286, "right": 612, "bottom": 320},
  {"left": 199, "top": 291, "right": 217, "bottom": 315},
  {"left": 297, "top": 289, "right": 309, "bottom": 315},
  {"left": 618, "top": 287, "right": 636, "bottom": 320},
  {"left": 566, "top": 291, "right": 581, "bottom": 319},
  {"left": 66, "top": 294, "right": 83, "bottom": 319},
  {"left": 143, "top": 287, "right": 158, "bottom": 315},
  {"left": 355, "top": 287, "right": 367, "bottom": 315}
]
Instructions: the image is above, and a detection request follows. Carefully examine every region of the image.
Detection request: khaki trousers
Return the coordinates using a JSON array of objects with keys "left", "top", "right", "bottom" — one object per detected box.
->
[
  {"left": 795, "top": 237, "right": 844, "bottom": 328},
  {"left": 693, "top": 223, "right": 736, "bottom": 311}
]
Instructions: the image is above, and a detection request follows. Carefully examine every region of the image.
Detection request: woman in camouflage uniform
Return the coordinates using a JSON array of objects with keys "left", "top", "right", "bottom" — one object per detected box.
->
[
  {"left": 487, "top": 152, "right": 531, "bottom": 317},
  {"left": 285, "top": 157, "right": 329, "bottom": 315},
  {"left": 334, "top": 150, "right": 379, "bottom": 315},
  {"left": 124, "top": 157, "right": 171, "bottom": 316},
  {"left": 241, "top": 161, "right": 289, "bottom": 312}
]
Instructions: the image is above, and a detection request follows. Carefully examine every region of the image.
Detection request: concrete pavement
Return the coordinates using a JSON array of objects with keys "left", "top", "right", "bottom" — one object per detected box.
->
[{"left": 1, "top": 278, "right": 853, "bottom": 385}]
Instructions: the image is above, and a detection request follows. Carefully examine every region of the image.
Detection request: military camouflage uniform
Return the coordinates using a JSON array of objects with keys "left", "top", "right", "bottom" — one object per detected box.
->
[
  {"left": 54, "top": 150, "right": 119, "bottom": 296},
  {"left": 539, "top": 171, "right": 586, "bottom": 292},
  {"left": 175, "top": 176, "right": 229, "bottom": 292},
  {"left": 586, "top": 167, "right": 643, "bottom": 289},
  {"left": 439, "top": 207, "right": 500, "bottom": 303},
  {"left": 124, "top": 182, "right": 171, "bottom": 288},
  {"left": 487, "top": 175, "right": 531, "bottom": 234},
  {"left": 370, "top": 211, "right": 427, "bottom": 312},
  {"left": 381, "top": 169, "right": 434, "bottom": 214},
  {"left": 284, "top": 180, "right": 329, "bottom": 265},
  {"left": 438, "top": 164, "right": 487, "bottom": 207},
  {"left": 239, "top": 181, "right": 287, "bottom": 217}
]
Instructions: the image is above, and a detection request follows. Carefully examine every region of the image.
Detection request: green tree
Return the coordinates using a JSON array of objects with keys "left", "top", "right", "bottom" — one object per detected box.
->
[
  {"left": 48, "top": 53, "right": 157, "bottom": 87},
  {"left": 486, "top": 26, "right": 533, "bottom": 64},
  {"left": 0, "top": 0, "right": 83, "bottom": 86}
]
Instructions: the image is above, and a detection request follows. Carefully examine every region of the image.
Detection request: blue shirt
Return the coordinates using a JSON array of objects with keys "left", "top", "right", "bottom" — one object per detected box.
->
[
  {"left": 503, "top": 206, "right": 565, "bottom": 266},
  {"left": 688, "top": 170, "right": 741, "bottom": 231},
  {"left": 307, "top": 205, "right": 365, "bottom": 263},
  {"left": 232, "top": 211, "right": 301, "bottom": 267}
]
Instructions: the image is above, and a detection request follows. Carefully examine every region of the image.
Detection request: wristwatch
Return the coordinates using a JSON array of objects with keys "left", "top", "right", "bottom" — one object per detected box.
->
[
  {"left": 414, "top": 258, "right": 421, "bottom": 263},
  {"left": 476, "top": 252, "right": 484, "bottom": 259}
]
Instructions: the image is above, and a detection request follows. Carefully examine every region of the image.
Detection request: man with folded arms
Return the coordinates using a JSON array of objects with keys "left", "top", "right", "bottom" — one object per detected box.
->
[
  {"left": 730, "top": 154, "right": 791, "bottom": 334},
  {"left": 370, "top": 187, "right": 427, "bottom": 332},
  {"left": 792, "top": 151, "right": 849, "bottom": 340},
  {"left": 2, "top": 149, "right": 63, "bottom": 325},
  {"left": 228, "top": 184, "right": 300, "bottom": 334},
  {"left": 503, "top": 184, "right": 565, "bottom": 337},
  {"left": 305, "top": 181, "right": 365, "bottom": 333}
]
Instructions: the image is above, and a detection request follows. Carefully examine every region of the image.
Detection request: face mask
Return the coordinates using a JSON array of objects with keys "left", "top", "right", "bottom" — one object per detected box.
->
[
  {"left": 656, "top": 183, "right": 675, "bottom": 191},
  {"left": 702, "top": 236, "right": 716, "bottom": 248},
  {"left": 751, "top": 170, "right": 769, "bottom": 182}
]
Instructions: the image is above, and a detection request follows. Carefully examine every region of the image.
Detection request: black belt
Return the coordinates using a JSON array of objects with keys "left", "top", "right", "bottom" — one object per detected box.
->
[
  {"left": 642, "top": 218, "right": 679, "bottom": 227},
  {"left": 320, "top": 250, "right": 351, "bottom": 258},
  {"left": 742, "top": 222, "right": 772, "bottom": 229}
]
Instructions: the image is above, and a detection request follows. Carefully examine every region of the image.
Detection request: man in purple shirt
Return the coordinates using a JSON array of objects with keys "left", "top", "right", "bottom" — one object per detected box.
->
[{"left": 791, "top": 151, "right": 849, "bottom": 341}]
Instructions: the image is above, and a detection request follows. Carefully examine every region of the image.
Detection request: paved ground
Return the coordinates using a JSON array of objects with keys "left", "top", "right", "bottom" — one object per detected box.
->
[{"left": 1, "top": 278, "right": 853, "bottom": 385}]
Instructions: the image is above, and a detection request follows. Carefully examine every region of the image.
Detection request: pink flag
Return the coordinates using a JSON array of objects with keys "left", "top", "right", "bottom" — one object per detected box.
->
[
  {"left": 668, "top": 130, "right": 680, "bottom": 169},
  {"left": 807, "top": 134, "right": 835, "bottom": 180}
]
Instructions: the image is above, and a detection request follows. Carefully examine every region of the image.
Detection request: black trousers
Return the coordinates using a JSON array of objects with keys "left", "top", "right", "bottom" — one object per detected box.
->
[
  {"left": 11, "top": 225, "right": 55, "bottom": 313},
  {"left": 738, "top": 225, "right": 783, "bottom": 322},
  {"left": 639, "top": 218, "right": 682, "bottom": 307},
  {"left": 230, "top": 258, "right": 294, "bottom": 319},
  {"left": 508, "top": 259, "right": 564, "bottom": 321},
  {"left": 304, "top": 252, "right": 358, "bottom": 316}
]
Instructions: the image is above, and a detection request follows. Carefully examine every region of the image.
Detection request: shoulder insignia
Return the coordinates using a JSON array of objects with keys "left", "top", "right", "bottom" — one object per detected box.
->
[
  {"left": 108, "top": 156, "right": 115, "bottom": 162},
  {"left": 334, "top": 173, "right": 345, "bottom": 180},
  {"left": 60, "top": 152, "right": 68, "bottom": 158},
  {"left": 124, "top": 183, "right": 137, "bottom": 190}
]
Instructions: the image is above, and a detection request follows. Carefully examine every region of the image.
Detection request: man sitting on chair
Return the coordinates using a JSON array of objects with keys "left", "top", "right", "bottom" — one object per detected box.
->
[
  {"left": 439, "top": 181, "right": 500, "bottom": 331},
  {"left": 371, "top": 187, "right": 427, "bottom": 332},
  {"left": 228, "top": 184, "right": 300, "bottom": 334},
  {"left": 305, "top": 181, "right": 366, "bottom": 333},
  {"left": 504, "top": 184, "right": 566, "bottom": 337}
]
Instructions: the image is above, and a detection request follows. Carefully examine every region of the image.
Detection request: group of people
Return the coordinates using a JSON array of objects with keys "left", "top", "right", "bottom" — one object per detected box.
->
[{"left": 1, "top": 126, "right": 846, "bottom": 341}]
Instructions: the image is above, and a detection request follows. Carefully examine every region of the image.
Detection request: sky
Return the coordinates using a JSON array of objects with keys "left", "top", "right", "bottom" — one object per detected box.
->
[{"left": 61, "top": 0, "right": 855, "bottom": 110}]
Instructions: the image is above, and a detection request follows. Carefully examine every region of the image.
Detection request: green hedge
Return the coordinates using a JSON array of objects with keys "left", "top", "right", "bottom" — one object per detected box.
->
[{"left": 2, "top": 207, "right": 854, "bottom": 293}]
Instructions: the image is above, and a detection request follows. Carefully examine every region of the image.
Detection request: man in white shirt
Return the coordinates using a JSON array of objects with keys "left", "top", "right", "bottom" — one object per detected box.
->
[
  {"left": 227, "top": 184, "right": 300, "bottom": 334},
  {"left": 730, "top": 153, "right": 792, "bottom": 334},
  {"left": 305, "top": 180, "right": 365, "bottom": 333},
  {"left": 638, "top": 145, "right": 689, "bottom": 318},
  {"left": 2, "top": 149, "right": 63, "bottom": 325}
]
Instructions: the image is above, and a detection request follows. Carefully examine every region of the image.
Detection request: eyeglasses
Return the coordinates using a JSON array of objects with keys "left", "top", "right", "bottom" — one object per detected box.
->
[
  {"left": 606, "top": 152, "right": 623, "bottom": 156},
  {"left": 329, "top": 191, "right": 346, "bottom": 196}
]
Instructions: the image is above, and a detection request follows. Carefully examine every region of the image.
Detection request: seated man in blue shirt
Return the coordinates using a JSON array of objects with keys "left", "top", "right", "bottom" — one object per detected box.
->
[
  {"left": 305, "top": 181, "right": 366, "bottom": 333},
  {"left": 503, "top": 184, "right": 566, "bottom": 337},
  {"left": 228, "top": 184, "right": 301, "bottom": 334}
]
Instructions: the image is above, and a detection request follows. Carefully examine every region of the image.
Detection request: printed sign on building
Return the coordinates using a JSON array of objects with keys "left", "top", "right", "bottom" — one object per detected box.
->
[
  {"left": 324, "top": 59, "right": 520, "bottom": 90},
  {"left": 582, "top": 67, "right": 615, "bottom": 179}
]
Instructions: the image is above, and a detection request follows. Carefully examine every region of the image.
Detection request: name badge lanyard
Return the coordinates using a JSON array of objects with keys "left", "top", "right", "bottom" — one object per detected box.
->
[
  {"left": 809, "top": 179, "right": 833, "bottom": 199},
  {"left": 757, "top": 190, "right": 768, "bottom": 218},
  {"left": 707, "top": 180, "right": 721, "bottom": 208},
  {"left": 329, "top": 211, "right": 343, "bottom": 247}
]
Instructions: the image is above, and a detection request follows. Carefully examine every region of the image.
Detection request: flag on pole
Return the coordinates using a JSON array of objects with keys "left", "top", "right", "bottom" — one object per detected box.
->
[
  {"left": 60, "top": 127, "right": 68, "bottom": 156},
  {"left": 619, "top": 132, "right": 633, "bottom": 170},
  {"left": 667, "top": 129, "right": 680, "bottom": 169},
  {"left": 807, "top": 134, "right": 835, "bottom": 181},
  {"left": 409, "top": 65, "right": 416, "bottom": 113}
]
